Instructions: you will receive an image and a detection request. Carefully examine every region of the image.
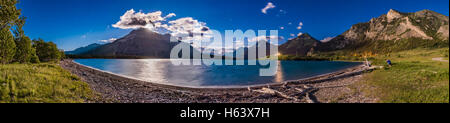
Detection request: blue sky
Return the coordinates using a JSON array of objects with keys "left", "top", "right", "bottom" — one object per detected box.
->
[{"left": 17, "top": 0, "right": 449, "bottom": 51}]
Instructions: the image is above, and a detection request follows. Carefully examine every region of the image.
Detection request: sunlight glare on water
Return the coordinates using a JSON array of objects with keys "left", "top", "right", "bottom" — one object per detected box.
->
[{"left": 74, "top": 59, "right": 361, "bottom": 87}]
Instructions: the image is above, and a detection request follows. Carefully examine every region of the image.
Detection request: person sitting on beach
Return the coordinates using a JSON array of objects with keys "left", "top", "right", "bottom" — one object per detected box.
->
[{"left": 386, "top": 59, "right": 392, "bottom": 67}]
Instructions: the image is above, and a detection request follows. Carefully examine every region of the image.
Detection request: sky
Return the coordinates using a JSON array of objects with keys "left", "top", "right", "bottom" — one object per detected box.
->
[{"left": 17, "top": 0, "right": 449, "bottom": 51}]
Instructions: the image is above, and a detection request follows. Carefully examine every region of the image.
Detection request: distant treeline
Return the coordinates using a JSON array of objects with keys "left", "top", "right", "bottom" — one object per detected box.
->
[
  {"left": 277, "top": 55, "right": 331, "bottom": 61},
  {"left": 66, "top": 54, "right": 153, "bottom": 59},
  {"left": 1, "top": 0, "right": 63, "bottom": 64}
]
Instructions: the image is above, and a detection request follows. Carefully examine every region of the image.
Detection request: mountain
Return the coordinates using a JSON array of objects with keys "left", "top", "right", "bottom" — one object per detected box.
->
[
  {"left": 65, "top": 43, "right": 103, "bottom": 55},
  {"left": 82, "top": 28, "right": 199, "bottom": 58},
  {"left": 231, "top": 40, "right": 278, "bottom": 59},
  {"left": 278, "top": 33, "right": 319, "bottom": 56},
  {"left": 316, "top": 9, "right": 449, "bottom": 53}
]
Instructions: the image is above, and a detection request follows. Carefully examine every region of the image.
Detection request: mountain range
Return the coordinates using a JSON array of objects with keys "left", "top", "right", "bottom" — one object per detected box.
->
[
  {"left": 316, "top": 9, "right": 449, "bottom": 54},
  {"left": 65, "top": 43, "right": 102, "bottom": 55},
  {"left": 72, "top": 28, "right": 200, "bottom": 58},
  {"left": 67, "top": 9, "right": 449, "bottom": 58},
  {"left": 279, "top": 33, "right": 318, "bottom": 56}
]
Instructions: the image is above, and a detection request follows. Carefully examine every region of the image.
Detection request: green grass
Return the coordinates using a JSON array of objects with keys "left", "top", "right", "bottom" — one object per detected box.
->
[
  {"left": 0, "top": 63, "right": 96, "bottom": 103},
  {"left": 360, "top": 48, "right": 449, "bottom": 103}
]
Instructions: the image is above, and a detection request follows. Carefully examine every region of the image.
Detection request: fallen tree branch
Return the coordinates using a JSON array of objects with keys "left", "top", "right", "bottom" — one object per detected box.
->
[{"left": 252, "top": 87, "right": 299, "bottom": 101}]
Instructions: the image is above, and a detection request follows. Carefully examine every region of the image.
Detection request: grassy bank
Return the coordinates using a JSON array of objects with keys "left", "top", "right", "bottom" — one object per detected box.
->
[
  {"left": 358, "top": 48, "right": 449, "bottom": 103},
  {"left": 0, "top": 63, "right": 96, "bottom": 103}
]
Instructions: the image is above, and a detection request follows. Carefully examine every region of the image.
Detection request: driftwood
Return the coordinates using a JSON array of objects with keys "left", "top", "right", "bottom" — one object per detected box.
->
[
  {"left": 252, "top": 87, "right": 276, "bottom": 95},
  {"left": 251, "top": 87, "right": 299, "bottom": 101}
]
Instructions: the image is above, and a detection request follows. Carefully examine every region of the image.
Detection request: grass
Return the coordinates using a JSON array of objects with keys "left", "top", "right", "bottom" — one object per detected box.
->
[
  {"left": 360, "top": 48, "right": 449, "bottom": 103},
  {"left": 0, "top": 63, "right": 97, "bottom": 103}
]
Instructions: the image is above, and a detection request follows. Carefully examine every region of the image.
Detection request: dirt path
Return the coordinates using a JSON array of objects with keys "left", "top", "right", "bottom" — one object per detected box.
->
[
  {"left": 432, "top": 57, "right": 449, "bottom": 62},
  {"left": 61, "top": 59, "right": 377, "bottom": 103}
]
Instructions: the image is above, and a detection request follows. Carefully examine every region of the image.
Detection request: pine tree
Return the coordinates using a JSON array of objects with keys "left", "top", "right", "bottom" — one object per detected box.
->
[
  {"left": 0, "top": 0, "right": 20, "bottom": 30},
  {"left": 13, "top": 17, "right": 33, "bottom": 63},
  {"left": 0, "top": 0, "right": 21, "bottom": 64},
  {"left": 0, "top": 27, "right": 16, "bottom": 64},
  {"left": 30, "top": 47, "right": 40, "bottom": 63}
]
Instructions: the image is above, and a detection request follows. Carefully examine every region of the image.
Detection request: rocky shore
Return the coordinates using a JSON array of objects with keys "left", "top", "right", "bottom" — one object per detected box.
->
[{"left": 60, "top": 59, "right": 377, "bottom": 103}]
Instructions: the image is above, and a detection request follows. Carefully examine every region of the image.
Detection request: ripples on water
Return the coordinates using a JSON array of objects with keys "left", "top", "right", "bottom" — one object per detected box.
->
[{"left": 74, "top": 59, "right": 361, "bottom": 87}]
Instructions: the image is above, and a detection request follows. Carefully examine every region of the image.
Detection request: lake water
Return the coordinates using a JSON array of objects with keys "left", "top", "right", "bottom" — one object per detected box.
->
[{"left": 74, "top": 59, "right": 361, "bottom": 87}]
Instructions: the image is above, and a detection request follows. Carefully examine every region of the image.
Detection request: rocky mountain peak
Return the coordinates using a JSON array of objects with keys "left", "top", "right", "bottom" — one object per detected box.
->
[
  {"left": 278, "top": 33, "right": 319, "bottom": 56},
  {"left": 387, "top": 9, "right": 403, "bottom": 22},
  {"left": 314, "top": 9, "right": 449, "bottom": 53},
  {"left": 298, "top": 33, "right": 313, "bottom": 39}
]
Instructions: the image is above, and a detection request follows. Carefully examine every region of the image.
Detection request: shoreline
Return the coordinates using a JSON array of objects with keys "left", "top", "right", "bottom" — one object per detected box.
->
[
  {"left": 61, "top": 59, "right": 377, "bottom": 103},
  {"left": 71, "top": 59, "right": 364, "bottom": 89}
]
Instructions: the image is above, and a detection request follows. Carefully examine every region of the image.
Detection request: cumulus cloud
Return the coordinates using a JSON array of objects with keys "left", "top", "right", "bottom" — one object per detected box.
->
[
  {"left": 112, "top": 9, "right": 212, "bottom": 44},
  {"left": 167, "top": 17, "right": 212, "bottom": 42},
  {"left": 99, "top": 38, "right": 117, "bottom": 43},
  {"left": 297, "top": 22, "right": 303, "bottom": 30},
  {"left": 261, "top": 2, "right": 276, "bottom": 14},
  {"left": 297, "top": 32, "right": 303, "bottom": 36},
  {"left": 112, "top": 9, "right": 175, "bottom": 30},
  {"left": 290, "top": 33, "right": 295, "bottom": 37},
  {"left": 320, "top": 37, "right": 335, "bottom": 42},
  {"left": 280, "top": 27, "right": 284, "bottom": 30}
]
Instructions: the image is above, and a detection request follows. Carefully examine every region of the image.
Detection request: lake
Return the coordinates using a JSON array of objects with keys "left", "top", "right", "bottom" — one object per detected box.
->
[{"left": 74, "top": 59, "right": 361, "bottom": 87}]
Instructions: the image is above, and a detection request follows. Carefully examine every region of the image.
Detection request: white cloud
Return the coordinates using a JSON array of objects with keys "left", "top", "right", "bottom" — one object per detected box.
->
[
  {"left": 167, "top": 17, "right": 212, "bottom": 43},
  {"left": 164, "top": 13, "right": 176, "bottom": 18},
  {"left": 297, "top": 32, "right": 303, "bottom": 36},
  {"left": 261, "top": 2, "right": 276, "bottom": 14},
  {"left": 320, "top": 37, "right": 335, "bottom": 42},
  {"left": 297, "top": 22, "right": 303, "bottom": 30},
  {"left": 99, "top": 38, "right": 117, "bottom": 43},
  {"left": 112, "top": 9, "right": 212, "bottom": 44},
  {"left": 249, "top": 35, "right": 281, "bottom": 42},
  {"left": 290, "top": 33, "right": 295, "bottom": 37},
  {"left": 280, "top": 27, "right": 284, "bottom": 30},
  {"left": 112, "top": 9, "right": 175, "bottom": 30}
]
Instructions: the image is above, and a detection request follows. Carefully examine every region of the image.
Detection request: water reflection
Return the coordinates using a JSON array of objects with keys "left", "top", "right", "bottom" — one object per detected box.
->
[
  {"left": 274, "top": 60, "right": 284, "bottom": 83},
  {"left": 74, "top": 59, "right": 361, "bottom": 87}
]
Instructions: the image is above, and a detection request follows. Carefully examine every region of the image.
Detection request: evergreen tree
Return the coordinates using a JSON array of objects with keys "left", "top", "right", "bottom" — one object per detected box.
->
[
  {"left": 30, "top": 46, "right": 40, "bottom": 63},
  {"left": 13, "top": 17, "right": 33, "bottom": 63},
  {"left": 0, "top": 0, "right": 21, "bottom": 64},
  {"left": 0, "top": 0, "right": 20, "bottom": 30},
  {"left": 0, "top": 27, "right": 16, "bottom": 64}
]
